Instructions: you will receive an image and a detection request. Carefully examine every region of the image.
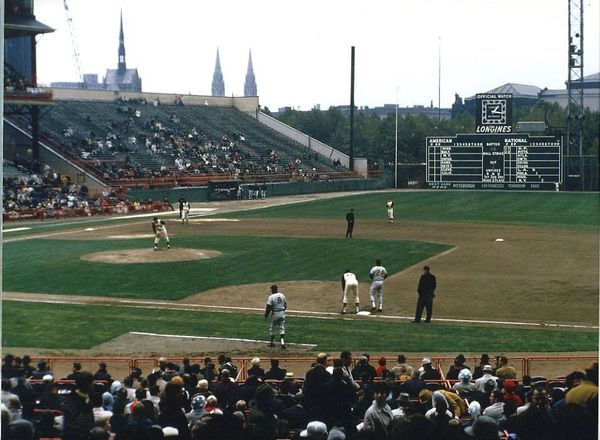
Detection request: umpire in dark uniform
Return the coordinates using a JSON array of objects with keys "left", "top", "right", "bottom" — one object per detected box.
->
[
  {"left": 411, "top": 266, "right": 437, "bottom": 323},
  {"left": 345, "top": 208, "right": 355, "bottom": 238}
]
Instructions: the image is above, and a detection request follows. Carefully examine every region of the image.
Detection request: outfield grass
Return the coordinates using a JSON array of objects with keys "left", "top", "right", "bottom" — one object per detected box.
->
[
  {"left": 223, "top": 191, "right": 600, "bottom": 229},
  {"left": 2, "top": 235, "right": 450, "bottom": 299}
]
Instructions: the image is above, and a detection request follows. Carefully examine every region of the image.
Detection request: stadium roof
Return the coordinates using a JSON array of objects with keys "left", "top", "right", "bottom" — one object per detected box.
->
[{"left": 466, "top": 83, "right": 542, "bottom": 101}]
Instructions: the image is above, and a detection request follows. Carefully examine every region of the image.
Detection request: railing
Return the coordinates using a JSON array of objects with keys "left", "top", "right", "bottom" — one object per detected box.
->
[{"left": 17, "top": 354, "right": 596, "bottom": 384}]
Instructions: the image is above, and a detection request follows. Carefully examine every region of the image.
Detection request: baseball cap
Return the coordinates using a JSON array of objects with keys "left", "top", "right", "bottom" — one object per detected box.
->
[
  {"left": 300, "top": 421, "right": 328, "bottom": 438},
  {"left": 285, "top": 372, "right": 294, "bottom": 380}
]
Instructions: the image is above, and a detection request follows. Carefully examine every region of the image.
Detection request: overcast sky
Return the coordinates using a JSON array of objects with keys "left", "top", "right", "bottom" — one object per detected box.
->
[{"left": 34, "top": 0, "right": 600, "bottom": 111}]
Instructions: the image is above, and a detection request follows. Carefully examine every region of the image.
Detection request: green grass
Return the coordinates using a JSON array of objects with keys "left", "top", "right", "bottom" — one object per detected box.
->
[
  {"left": 3, "top": 301, "right": 597, "bottom": 352},
  {"left": 223, "top": 191, "right": 600, "bottom": 229},
  {"left": 2, "top": 235, "right": 450, "bottom": 299}
]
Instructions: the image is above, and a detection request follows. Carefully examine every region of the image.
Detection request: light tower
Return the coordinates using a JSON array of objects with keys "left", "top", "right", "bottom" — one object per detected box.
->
[{"left": 566, "top": 0, "right": 584, "bottom": 190}]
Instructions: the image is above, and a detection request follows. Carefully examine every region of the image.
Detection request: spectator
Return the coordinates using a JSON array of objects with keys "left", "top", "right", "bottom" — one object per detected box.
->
[
  {"left": 495, "top": 356, "right": 517, "bottom": 380},
  {"left": 247, "top": 358, "right": 265, "bottom": 379},
  {"left": 2, "top": 354, "right": 15, "bottom": 379},
  {"left": 158, "top": 381, "right": 191, "bottom": 440},
  {"left": 453, "top": 368, "right": 478, "bottom": 397},
  {"left": 419, "top": 358, "right": 442, "bottom": 381},
  {"left": 475, "top": 365, "right": 499, "bottom": 392},
  {"left": 186, "top": 394, "right": 206, "bottom": 425},
  {"left": 212, "top": 368, "right": 240, "bottom": 412},
  {"left": 65, "top": 362, "right": 82, "bottom": 380},
  {"left": 264, "top": 359, "right": 287, "bottom": 380},
  {"left": 280, "top": 392, "right": 309, "bottom": 430},
  {"left": 303, "top": 353, "right": 331, "bottom": 419},
  {"left": 362, "top": 381, "right": 393, "bottom": 437},
  {"left": 375, "top": 357, "right": 389, "bottom": 378},
  {"left": 473, "top": 354, "right": 491, "bottom": 380},
  {"left": 512, "top": 387, "right": 554, "bottom": 440},
  {"left": 62, "top": 371, "right": 95, "bottom": 440},
  {"left": 482, "top": 389, "right": 506, "bottom": 423},
  {"left": 299, "top": 420, "right": 328, "bottom": 439},
  {"left": 390, "top": 354, "right": 414, "bottom": 379},
  {"left": 94, "top": 362, "right": 112, "bottom": 382},
  {"left": 352, "top": 355, "right": 377, "bottom": 382},
  {"left": 446, "top": 354, "right": 469, "bottom": 381},
  {"left": 321, "top": 367, "right": 356, "bottom": 427},
  {"left": 30, "top": 360, "right": 52, "bottom": 380},
  {"left": 464, "top": 415, "right": 503, "bottom": 439},
  {"left": 245, "top": 383, "right": 278, "bottom": 440}
]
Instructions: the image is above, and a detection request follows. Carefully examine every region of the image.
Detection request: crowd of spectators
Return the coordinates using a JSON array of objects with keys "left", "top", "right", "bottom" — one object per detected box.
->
[
  {"left": 2, "top": 159, "right": 172, "bottom": 220},
  {"left": 1, "top": 352, "right": 597, "bottom": 440},
  {"left": 41, "top": 98, "right": 342, "bottom": 187}
]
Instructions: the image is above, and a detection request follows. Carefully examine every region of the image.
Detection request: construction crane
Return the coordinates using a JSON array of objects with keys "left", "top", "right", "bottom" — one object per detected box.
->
[{"left": 63, "top": 0, "right": 85, "bottom": 88}]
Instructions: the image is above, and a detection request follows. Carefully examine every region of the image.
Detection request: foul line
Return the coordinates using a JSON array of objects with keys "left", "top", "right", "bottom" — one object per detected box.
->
[
  {"left": 130, "top": 331, "right": 316, "bottom": 347},
  {"left": 5, "top": 295, "right": 597, "bottom": 330}
]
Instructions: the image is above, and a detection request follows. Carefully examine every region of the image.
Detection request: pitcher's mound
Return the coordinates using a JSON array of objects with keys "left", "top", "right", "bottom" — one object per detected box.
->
[{"left": 81, "top": 248, "right": 222, "bottom": 264}]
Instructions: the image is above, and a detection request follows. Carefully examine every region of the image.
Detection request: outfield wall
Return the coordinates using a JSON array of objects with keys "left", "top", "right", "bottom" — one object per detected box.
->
[{"left": 126, "top": 177, "right": 392, "bottom": 203}]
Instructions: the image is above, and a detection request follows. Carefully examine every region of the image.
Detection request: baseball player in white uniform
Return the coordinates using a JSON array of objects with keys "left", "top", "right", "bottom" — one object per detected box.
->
[
  {"left": 265, "top": 284, "right": 287, "bottom": 349},
  {"left": 341, "top": 269, "right": 360, "bottom": 314},
  {"left": 386, "top": 200, "right": 394, "bottom": 223},
  {"left": 152, "top": 217, "right": 170, "bottom": 250},
  {"left": 369, "top": 259, "right": 388, "bottom": 312},
  {"left": 181, "top": 200, "right": 190, "bottom": 224}
]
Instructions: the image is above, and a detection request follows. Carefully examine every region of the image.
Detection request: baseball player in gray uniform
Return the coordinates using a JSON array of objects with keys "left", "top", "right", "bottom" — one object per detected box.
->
[
  {"left": 152, "top": 217, "right": 170, "bottom": 250},
  {"left": 341, "top": 269, "right": 360, "bottom": 314},
  {"left": 265, "top": 284, "right": 287, "bottom": 349},
  {"left": 369, "top": 259, "right": 388, "bottom": 312}
]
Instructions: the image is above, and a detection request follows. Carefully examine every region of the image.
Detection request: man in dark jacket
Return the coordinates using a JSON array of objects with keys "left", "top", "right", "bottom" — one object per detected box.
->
[
  {"left": 302, "top": 353, "right": 331, "bottom": 419},
  {"left": 62, "top": 371, "right": 95, "bottom": 440},
  {"left": 412, "top": 266, "right": 437, "bottom": 323}
]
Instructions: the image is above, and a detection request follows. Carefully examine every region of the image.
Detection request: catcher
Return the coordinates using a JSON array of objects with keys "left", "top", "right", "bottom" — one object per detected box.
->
[{"left": 152, "top": 217, "right": 170, "bottom": 250}]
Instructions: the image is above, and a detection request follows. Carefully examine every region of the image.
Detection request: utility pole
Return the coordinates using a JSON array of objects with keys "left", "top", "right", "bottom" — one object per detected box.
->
[{"left": 349, "top": 46, "right": 355, "bottom": 172}]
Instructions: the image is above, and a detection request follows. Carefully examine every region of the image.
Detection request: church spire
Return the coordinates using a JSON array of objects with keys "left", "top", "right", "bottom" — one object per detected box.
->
[
  {"left": 117, "top": 10, "right": 126, "bottom": 72},
  {"left": 211, "top": 48, "right": 225, "bottom": 96},
  {"left": 244, "top": 49, "right": 257, "bottom": 96}
]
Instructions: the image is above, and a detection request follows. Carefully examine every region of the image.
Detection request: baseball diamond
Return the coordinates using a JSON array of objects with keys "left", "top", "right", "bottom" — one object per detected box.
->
[{"left": 2, "top": 190, "right": 598, "bottom": 360}]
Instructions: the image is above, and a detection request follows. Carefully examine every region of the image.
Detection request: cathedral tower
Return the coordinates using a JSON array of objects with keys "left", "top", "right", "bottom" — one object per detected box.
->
[
  {"left": 211, "top": 48, "right": 225, "bottom": 96},
  {"left": 244, "top": 49, "right": 257, "bottom": 96}
]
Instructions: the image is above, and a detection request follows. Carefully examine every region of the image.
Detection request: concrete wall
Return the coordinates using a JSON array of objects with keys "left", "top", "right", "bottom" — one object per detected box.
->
[
  {"left": 50, "top": 88, "right": 259, "bottom": 113},
  {"left": 256, "top": 111, "right": 369, "bottom": 177},
  {"left": 126, "top": 177, "right": 389, "bottom": 203}
]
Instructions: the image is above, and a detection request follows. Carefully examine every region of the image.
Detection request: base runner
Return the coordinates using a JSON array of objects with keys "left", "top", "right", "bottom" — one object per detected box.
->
[
  {"left": 152, "top": 217, "right": 170, "bottom": 250},
  {"left": 341, "top": 269, "right": 360, "bottom": 314}
]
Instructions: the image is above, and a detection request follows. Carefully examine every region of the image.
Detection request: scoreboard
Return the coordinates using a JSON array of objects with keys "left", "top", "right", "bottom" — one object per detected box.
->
[{"left": 426, "top": 134, "right": 562, "bottom": 190}]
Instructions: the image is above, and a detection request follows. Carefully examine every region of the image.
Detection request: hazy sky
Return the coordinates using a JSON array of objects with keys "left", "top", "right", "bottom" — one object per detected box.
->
[{"left": 34, "top": 0, "right": 600, "bottom": 111}]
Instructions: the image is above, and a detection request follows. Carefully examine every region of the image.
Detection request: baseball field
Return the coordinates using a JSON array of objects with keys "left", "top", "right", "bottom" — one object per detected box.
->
[{"left": 2, "top": 190, "right": 598, "bottom": 368}]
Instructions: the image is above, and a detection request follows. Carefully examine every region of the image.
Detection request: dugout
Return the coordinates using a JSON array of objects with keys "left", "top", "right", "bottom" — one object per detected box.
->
[{"left": 208, "top": 179, "right": 242, "bottom": 201}]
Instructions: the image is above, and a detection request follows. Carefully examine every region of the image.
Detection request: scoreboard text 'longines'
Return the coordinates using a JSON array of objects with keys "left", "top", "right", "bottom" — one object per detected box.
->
[{"left": 426, "top": 134, "right": 562, "bottom": 190}]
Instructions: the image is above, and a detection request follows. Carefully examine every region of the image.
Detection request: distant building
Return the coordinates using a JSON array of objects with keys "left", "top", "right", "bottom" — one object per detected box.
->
[
  {"left": 50, "top": 12, "right": 141, "bottom": 91},
  {"left": 211, "top": 48, "right": 225, "bottom": 96},
  {"left": 102, "top": 12, "right": 142, "bottom": 92},
  {"left": 244, "top": 50, "right": 257, "bottom": 96},
  {"left": 540, "top": 72, "right": 600, "bottom": 111}
]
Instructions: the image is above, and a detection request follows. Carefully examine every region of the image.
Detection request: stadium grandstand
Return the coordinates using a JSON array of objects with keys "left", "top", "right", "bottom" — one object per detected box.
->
[{"left": 1, "top": 352, "right": 597, "bottom": 439}]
